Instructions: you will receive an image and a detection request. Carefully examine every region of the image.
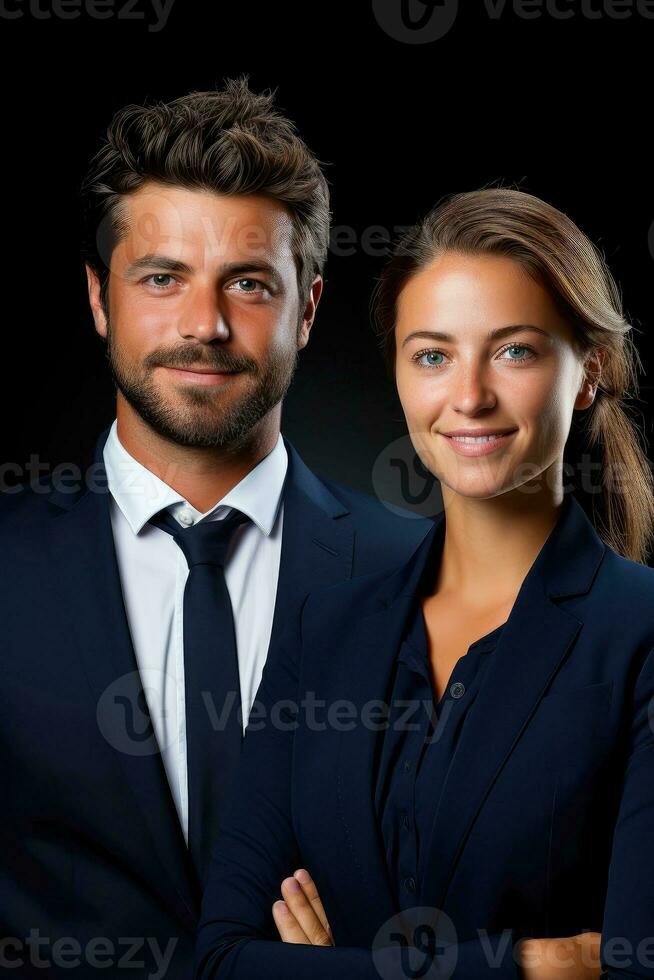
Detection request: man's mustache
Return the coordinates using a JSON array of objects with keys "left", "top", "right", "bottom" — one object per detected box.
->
[{"left": 146, "top": 351, "right": 257, "bottom": 374}]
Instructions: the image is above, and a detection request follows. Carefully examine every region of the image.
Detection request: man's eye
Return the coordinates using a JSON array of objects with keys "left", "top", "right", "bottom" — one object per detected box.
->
[
  {"left": 229, "top": 278, "right": 264, "bottom": 293},
  {"left": 144, "top": 274, "right": 176, "bottom": 290}
]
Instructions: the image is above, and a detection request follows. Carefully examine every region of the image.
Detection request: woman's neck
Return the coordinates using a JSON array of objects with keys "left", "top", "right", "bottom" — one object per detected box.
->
[{"left": 433, "top": 486, "right": 564, "bottom": 610}]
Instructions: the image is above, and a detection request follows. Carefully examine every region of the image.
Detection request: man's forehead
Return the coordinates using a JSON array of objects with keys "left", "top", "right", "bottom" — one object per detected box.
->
[
  {"left": 124, "top": 184, "right": 292, "bottom": 236},
  {"left": 115, "top": 185, "right": 295, "bottom": 266}
]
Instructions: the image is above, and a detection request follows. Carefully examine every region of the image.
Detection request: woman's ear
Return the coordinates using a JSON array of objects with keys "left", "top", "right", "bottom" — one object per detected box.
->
[{"left": 575, "top": 348, "right": 607, "bottom": 411}]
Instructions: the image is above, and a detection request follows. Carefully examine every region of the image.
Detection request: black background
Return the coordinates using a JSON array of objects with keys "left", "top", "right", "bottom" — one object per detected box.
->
[{"left": 1, "top": 0, "right": 652, "bottom": 504}]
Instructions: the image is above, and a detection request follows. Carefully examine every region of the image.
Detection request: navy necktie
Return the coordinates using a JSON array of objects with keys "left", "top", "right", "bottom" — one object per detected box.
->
[{"left": 148, "top": 505, "right": 252, "bottom": 886}]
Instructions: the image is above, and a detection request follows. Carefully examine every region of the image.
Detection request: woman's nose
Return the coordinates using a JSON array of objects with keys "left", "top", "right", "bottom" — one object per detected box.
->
[{"left": 450, "top": 363, "right": 497, "bottom": 413}]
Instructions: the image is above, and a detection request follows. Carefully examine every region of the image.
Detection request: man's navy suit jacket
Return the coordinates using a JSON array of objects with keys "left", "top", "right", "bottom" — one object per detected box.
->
[
  {"left": 196, "top": 491, "right": 654, "bottom": 980},
  {"left": 0, "top": 424, "right": 433, "bottom": 978}
]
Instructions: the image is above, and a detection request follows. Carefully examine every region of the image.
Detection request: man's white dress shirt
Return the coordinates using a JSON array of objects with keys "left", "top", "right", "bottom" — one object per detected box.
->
[{"left": 103, "top": 418, "right": 287, "bottom": 840}]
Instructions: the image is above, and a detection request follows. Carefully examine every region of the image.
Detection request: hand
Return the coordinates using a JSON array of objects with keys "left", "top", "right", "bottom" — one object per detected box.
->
[
  {"left": 272, "top": 868, "right": 335, "bottom": 946},
  {"left": 515, "top": 932, "right": 602, "bottom": 980}
]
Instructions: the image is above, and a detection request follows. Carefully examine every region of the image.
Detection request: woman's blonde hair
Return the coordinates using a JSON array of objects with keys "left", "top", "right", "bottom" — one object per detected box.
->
[{"left": 371, "top": 187, "right": 654, "bottom": 565}]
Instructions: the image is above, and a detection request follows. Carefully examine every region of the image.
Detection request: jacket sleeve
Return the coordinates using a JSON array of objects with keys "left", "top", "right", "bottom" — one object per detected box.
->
[
  {"left": 195, "top": 594, "right": 525, "bottom": 980},
  {"left": 195, "top": 593, "right": 379, "bottom": 979},
  {"left": 599, "top": 644, "right": 654, "bottom": 980}
]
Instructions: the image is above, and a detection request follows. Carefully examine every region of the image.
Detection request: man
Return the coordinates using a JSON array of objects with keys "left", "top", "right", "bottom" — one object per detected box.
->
[{"left": 0, "top": 77, "right": 433, "bottom": 977}]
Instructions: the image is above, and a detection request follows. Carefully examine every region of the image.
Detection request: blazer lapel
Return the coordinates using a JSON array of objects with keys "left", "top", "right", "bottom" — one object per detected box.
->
[
  {"left": 44, "top": 426, "right": 198, "bottom": 924},
  {"left": 420, "top": 591, "right": 582, "bottom": 915},
  {"left": 335, "top": 493, "right": 606, "bottom": 936},
  {"left": 418, "top": 493, "right": 606, "bottom": 915},
  {"left": 267, "top": 437, "right": 354, "bottom": 655},
  {"left": 334, "top": 522, "right": 441, "bottom": 945},
  {"left": 42, "top": 428, "right": 354, "bottom": 925}
]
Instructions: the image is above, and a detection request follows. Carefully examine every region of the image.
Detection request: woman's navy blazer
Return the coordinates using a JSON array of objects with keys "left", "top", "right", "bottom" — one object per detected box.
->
[{"left": 196, "top": 492, "right": 654, "bottom": 980}]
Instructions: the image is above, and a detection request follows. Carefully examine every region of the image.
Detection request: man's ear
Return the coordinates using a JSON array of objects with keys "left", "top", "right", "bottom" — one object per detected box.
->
[
  {"left": 297, "top": 275, "right": 324, "bottom": 350},
  {"left": 86, "top": 264, "right": 109, "bottom": 340}
]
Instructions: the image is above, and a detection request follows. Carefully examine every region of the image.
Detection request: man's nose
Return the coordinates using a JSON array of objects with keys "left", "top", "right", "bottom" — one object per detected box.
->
[{"left": 177, "top": 287, "right": 228, "bottom": 342}]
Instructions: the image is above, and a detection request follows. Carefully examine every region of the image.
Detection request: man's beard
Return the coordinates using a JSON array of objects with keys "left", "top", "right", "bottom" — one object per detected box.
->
[{"left": 104, "top": 319, "right": 299, "bottom": 450}]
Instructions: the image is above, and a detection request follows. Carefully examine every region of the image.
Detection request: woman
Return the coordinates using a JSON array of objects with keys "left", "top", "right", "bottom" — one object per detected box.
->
[{"left": 195, "top": 189, "right": 654, "bottom": 980}]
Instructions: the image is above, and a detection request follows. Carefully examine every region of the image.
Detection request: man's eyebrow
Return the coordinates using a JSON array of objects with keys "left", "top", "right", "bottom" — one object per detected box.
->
[
  {"left": 125, "top": 254, "right": 285, "bottom": 287},
  {"left": 220, "top": 260, "right": 284, "bottom": 288},
  {"left": 125, "top": 254, "right": 194, "bottom": 276},
  {"left": 400, "top": 324, "right": 552, "bottom": 348}
]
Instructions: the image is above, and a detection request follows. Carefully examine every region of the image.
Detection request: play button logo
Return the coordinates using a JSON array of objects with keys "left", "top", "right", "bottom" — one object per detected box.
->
[{"left": 372, "top": 0, "right": 459, "bottom": 42}]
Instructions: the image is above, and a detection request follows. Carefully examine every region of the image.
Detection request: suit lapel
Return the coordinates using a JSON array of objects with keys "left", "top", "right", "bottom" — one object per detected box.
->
[
  {"left": 335, "top": 493, "right": 606, "bottom": 932},
  {"left": 42, "top": 428, "right": 355, "bottom": 925},
  {"left": 420, "top": 583, "right": 582, "bottom": 913},
  {"left": 45, "top": 426, "right": 198, "bottom": 924},
  {"left": 267, "top": 438, "right": 354, "bottom": 655},
  {"left": 420, "top": 494, "right": 606, "bottom": 913},
  {"left": 333, "top": 523, "right": 441, "bottom": 944}
]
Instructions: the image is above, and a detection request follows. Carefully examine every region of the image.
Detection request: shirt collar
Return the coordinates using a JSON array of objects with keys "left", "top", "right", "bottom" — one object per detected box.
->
[
  {"left": 102, "top": 418, "right": 288, "bottom": 537},
  {"left": 398, "top": 598, "right": 505, "bottom": 671}
]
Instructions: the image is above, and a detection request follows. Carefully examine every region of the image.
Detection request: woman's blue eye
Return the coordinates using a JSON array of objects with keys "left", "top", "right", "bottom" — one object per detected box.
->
[
  {"left": 502, "top": 344, "right": 533, "bottom": 361},
  {"left": 419, "top": 350, "right": 445, "bottom": 367},
  {"left": 412, "top": 344, "right": 536, "bottom": 368}
]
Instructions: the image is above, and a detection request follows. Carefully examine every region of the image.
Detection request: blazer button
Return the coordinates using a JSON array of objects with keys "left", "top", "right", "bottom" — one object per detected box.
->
[
  {"left": 404, "top": 876, "right": 416, "bottom": 893},
  {"left": 450, "top": 681, "right": 466, "bottom": 699}
]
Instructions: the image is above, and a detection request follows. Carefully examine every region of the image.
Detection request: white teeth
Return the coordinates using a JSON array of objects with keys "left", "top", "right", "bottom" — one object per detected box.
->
[{"left": 449, "top": 434, "right": 506, "bottom": 443}]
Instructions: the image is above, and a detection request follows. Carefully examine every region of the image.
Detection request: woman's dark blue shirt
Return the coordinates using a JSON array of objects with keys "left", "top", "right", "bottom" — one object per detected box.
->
[{"left": 374, "top": 586, "right": 506, "bottom": 910}]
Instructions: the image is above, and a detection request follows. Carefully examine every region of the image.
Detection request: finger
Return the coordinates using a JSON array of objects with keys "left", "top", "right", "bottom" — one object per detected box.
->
[
  {"left": 293, "top": 869, "right": 334, "bottom": 944},
  {"left": 272, "top": 900, "right": 310, "bottom": 944},
  {"left": 280, "top": 876, "right": 332, "bottom": 946},
  {"left": 570, "top": 932, "right": 602, "bottom": 971}
]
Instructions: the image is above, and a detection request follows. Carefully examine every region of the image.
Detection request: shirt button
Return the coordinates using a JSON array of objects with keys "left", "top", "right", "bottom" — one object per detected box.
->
[
  {"left": 404, "top": 876, "right": 416, "bottom": 893},
  {"left": 450, "top": 681, "right": 466, "bottom": 699},
  {"left": 178, "top": 508, "right": 194, "bottom": 526}
]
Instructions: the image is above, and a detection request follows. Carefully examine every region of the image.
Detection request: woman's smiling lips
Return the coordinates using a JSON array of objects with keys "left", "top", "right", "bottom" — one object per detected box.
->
[
  {"left": 440, "top": 427, "right": 518, "bottom": 457},
  {"left": 162, "top": 366, "right": 242, "bottom": 386}
]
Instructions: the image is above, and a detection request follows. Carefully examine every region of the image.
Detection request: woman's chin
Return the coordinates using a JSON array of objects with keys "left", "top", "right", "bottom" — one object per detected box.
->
[{"left": 440, "top": 477, "right": 514, "bottom": 501}]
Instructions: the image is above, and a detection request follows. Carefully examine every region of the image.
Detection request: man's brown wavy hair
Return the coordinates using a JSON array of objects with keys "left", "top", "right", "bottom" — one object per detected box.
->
[{"left": 79, "top": 75, "right": 331, "bottom": 315}]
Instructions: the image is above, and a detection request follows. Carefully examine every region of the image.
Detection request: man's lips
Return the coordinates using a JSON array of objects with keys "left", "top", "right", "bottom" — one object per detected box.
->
[
  {"left": 161, "top": 365, "right": 243, "bottom": 385},
  {"left": 164, "top": 365, "right": 239, "bottom": 373}
]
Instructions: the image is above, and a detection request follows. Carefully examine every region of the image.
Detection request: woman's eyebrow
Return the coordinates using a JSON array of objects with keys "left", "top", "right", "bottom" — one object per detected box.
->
[{"left": 401, "top": 324, "right": 551, "bottom": 348}]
